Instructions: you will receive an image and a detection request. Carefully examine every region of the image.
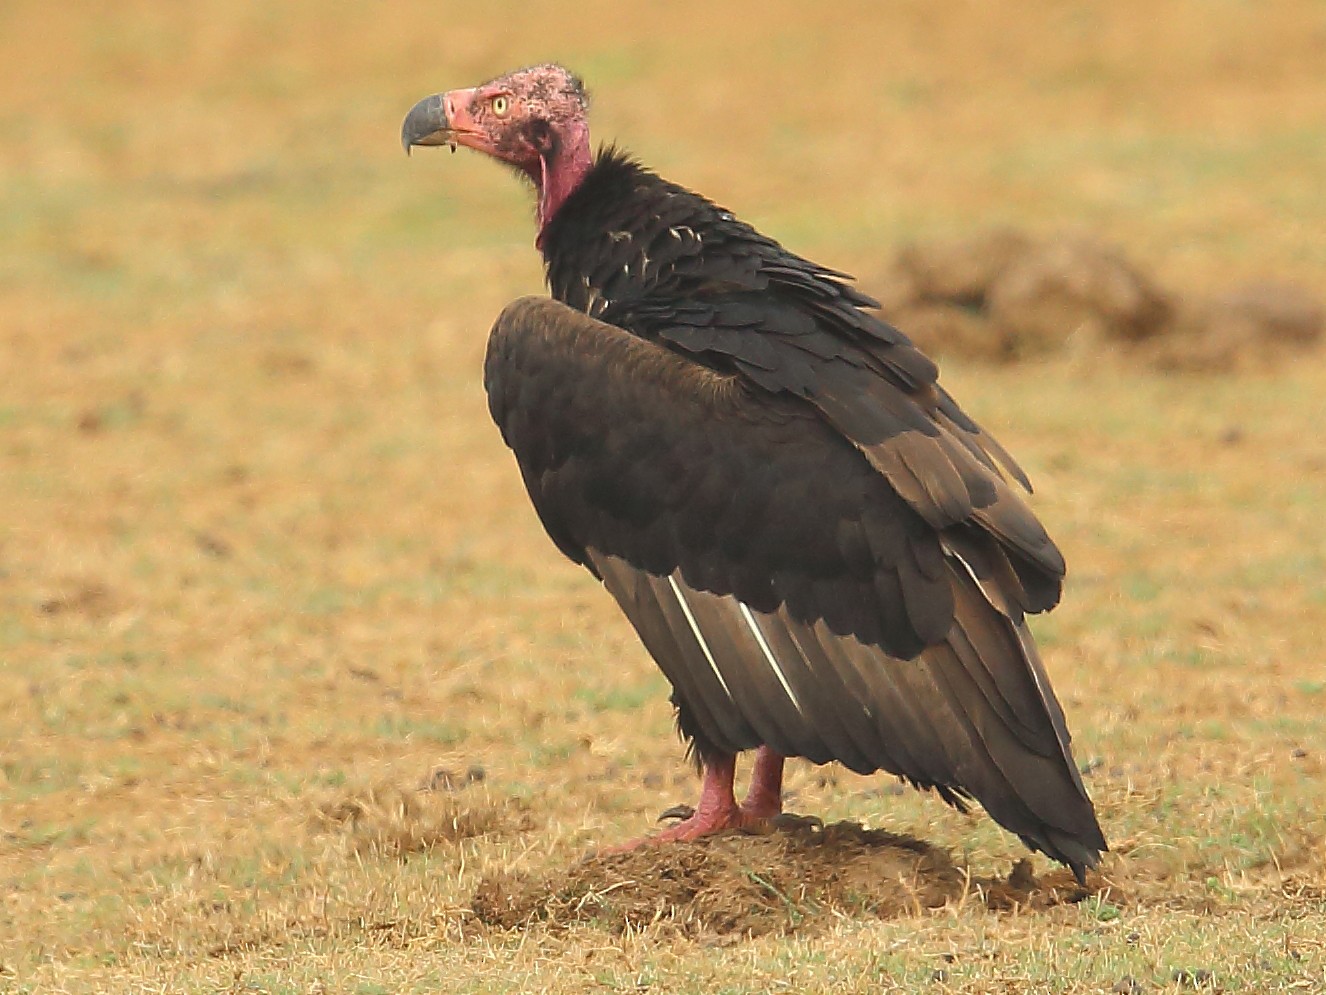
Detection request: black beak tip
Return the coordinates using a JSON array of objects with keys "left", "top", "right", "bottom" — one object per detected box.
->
[{"left": 401, "top": 93, "right": 448, "bottom": 157}]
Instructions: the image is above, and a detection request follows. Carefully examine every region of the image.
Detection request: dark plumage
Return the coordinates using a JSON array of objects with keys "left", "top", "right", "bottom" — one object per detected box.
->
[{"left": 404, "top": 64, "right": 1106, "bottom": 880}]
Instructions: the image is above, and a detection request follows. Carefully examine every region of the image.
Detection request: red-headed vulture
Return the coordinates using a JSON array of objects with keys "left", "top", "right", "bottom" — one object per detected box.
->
[{"left": 402, "top": 64, "right": 1106, "bottom": 880}]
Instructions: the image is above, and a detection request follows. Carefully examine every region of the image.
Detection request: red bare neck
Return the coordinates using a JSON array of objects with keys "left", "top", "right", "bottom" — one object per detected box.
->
[{"left": 535, "top": 119, "right": 592, "bottom": 248}]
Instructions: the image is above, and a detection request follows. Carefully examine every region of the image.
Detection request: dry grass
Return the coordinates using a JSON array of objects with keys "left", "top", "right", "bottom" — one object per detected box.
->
[{"left": 2, "top": 1, "right": 1325, "bottom": 992}]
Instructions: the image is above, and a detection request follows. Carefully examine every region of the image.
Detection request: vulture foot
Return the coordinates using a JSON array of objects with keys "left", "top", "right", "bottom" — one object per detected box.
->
[
  {"left": 612, "top": 801, "right": 773, "bottom": 850},
  {"left": 608, "top": 748, "right": 789, "bottom": 850}
]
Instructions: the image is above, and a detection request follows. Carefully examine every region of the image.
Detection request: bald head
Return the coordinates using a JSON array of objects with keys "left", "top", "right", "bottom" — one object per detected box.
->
[{"left": 403, "top": 63, "right": 595, "bottom": 236}]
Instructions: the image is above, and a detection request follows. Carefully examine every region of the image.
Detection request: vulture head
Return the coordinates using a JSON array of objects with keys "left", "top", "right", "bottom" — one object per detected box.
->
[{"left": 402, "top": 63, "right": 592, "bottom": 233}]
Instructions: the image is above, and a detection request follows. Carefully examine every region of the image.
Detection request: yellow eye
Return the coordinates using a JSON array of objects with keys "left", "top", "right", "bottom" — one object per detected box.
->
[{"left": 491, "top": 95, "right": 510, "bottom": 117}]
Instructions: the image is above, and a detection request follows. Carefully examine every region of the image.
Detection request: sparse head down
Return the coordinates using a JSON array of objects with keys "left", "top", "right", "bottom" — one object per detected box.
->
[{"left": 402, "top": 64, "right": 593, "bottom": 236}]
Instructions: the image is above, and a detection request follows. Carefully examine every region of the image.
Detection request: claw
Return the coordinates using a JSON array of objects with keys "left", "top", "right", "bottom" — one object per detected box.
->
[{"left": 657, "top": 803, "right": 697, "bottom": 824}]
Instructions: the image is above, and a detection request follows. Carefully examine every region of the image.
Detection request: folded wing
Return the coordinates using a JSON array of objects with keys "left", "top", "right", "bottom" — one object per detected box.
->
[{"left": 484, "top": 296, "right": 1105, "bottom": 877}]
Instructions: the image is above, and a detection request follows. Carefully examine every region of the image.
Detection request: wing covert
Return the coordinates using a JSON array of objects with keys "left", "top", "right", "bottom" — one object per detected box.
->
[{"left": 484, "top": 296, "right": 953, "bottom": 660}]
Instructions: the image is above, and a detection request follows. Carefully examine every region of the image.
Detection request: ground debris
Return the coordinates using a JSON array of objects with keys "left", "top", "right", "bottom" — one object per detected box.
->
[
  {"left": 893, "top": 228, "right": 1034, "bottom": 308},
  {"left": 979, "top": 857, "right": 1110, "bottom": 912},
  {"left": 418, "top": 763, "right": 487, "bottom": 792},
  {"left": 867, "top": 230, "right": 1323, "bottom": 370},
  {"left": 1171, "top": 967, "right": 1216, "bottom": 988},
  {"left": 1150, "top": 281, "right": 1325, "bottom": 372},
  {"left": 37, "top": 579, "right": 118, "bottom": 618},
  {"left": 312, "top": 782, "right": 531, "bottom": 857},
  {"left": 988, "top": 236, "right": 1173, "bottom": 352},
  {"left": 471, "top": 819, "right": 1104, "bottom": 938}
]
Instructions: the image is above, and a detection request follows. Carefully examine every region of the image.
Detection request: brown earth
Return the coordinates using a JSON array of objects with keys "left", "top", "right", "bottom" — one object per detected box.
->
[
  {"left": 471, "top": 820, "right": 1104, "bottom": 938},
  {"left": 313, "top": 780, "right": 533, "bottom": 858},
  {"left": 873, "top": 232, "right": 1324, "bottom": 368}
]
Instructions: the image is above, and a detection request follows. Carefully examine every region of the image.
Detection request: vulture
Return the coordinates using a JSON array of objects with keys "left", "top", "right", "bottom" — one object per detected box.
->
[{"left": 401, "top": 64, "right": 1106, "bottom": 880}]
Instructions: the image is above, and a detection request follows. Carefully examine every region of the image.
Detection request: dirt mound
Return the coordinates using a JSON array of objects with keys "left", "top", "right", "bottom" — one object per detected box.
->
[
  {"left": 471, "top": 819, "right": 1103, "bottom": 938},
  {"left": 893, "top": 228, "right": 1035, "bottom": 308},
  {"left": 987, "top": 238, "right": 1174, "bottom": 353},
  {"left": 888, "top": 302, "right": 1008, "bottom": 363},
  {"left": 869, "top": 232, "right": 1323, "bottom": 370},
  {"left": 1149, "top": 281, "right": 1326, "bottom": 372}
]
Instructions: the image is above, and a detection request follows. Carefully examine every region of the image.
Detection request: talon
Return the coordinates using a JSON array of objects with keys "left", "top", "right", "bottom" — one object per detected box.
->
[{"left": 657, "top": 803, "right": 696, "bottom": 824}]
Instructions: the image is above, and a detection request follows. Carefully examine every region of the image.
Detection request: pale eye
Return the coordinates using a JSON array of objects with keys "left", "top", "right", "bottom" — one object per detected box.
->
[{"left": 491, "top": 95, "right": 510, "bottom": 117}]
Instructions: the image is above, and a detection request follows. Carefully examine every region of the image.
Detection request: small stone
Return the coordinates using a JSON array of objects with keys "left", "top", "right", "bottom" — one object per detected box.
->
[{"left": 1111, "top": 977, "right": 1145, "bottom": 994}]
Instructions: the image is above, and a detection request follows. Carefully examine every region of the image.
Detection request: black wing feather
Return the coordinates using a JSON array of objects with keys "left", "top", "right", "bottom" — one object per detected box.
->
[
  {"left": 486, "top": 296, "right": 951, "bottom": 659},
  {"left": 520, "top": 149, "right": 1101, "bottom": 875},
  {"left": 485, "top": 297, "right": 1104, "bottom": 878}
]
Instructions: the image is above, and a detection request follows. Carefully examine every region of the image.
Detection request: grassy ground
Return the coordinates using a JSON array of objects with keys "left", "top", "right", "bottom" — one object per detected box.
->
[{"left": 3, "top": 1, "right": 1325, "bottom": 991}]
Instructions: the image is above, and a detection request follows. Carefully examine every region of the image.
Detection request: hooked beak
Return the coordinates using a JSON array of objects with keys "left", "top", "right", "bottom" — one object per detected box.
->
[{"left": 401, "top": 88, "right": 479, "bottom": 155}]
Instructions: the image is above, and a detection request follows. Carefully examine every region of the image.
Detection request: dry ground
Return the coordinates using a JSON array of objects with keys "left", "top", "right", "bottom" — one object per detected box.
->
[{"left": 2, "top": 1, "right": 1324, "bottom": 992}]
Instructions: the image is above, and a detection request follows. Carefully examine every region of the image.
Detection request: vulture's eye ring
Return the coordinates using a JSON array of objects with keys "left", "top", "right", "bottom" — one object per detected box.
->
[{"left": 491, "top": 95, "right": 510, "bottom": 117}]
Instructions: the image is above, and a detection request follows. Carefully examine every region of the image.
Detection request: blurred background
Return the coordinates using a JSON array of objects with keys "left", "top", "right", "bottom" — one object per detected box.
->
[{"left": 2, "top": 0, "right": 1324, "bottom": 988}]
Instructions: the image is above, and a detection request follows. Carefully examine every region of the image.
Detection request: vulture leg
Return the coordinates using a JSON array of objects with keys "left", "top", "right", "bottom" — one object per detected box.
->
[
  {"left": 612, "top": 754, "right": 774, "bottom": 849},
  {"left": 739, "top": 746, "right": 785, "bottom": 820}
]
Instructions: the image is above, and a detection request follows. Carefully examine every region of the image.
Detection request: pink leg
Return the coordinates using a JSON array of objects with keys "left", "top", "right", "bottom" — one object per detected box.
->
[
  {"left": 608, "top": 753, "right": 773, "bottom": 850},
  {"left": 740, "top": 746, "right": 785, "bottom": 820}
]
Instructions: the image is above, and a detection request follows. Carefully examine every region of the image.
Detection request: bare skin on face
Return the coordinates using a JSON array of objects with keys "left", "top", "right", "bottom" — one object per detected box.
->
[{"left": 402, "top": 64, "right": 593, "bottom": 237}]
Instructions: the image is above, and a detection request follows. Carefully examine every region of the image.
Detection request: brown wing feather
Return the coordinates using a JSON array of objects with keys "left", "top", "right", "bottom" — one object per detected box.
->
[
  {"left": 808, "top": 369, "right": 1066, "bottom": 614},
  {"left": 588, "top": 551, "right": 1103, "bottom": 878},
  {"left": 485, "top": 296, "right": 1103, "bottom": 878},
  {"left": 485, "top": 296, "right": 953, "bottom": 658}
]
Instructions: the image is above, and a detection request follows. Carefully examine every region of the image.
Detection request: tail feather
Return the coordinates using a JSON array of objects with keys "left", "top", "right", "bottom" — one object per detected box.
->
[{"left": 589, "top": 549, "right": 1106, "bottom": 879}]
